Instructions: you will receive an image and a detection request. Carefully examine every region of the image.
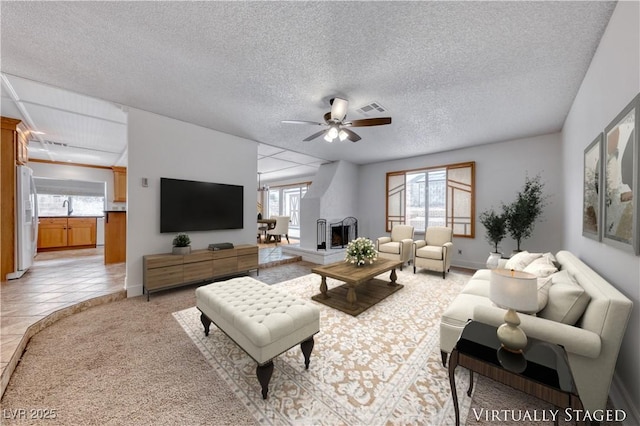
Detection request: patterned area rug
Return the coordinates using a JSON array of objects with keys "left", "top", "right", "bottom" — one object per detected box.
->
[{"left": 173, "top": 270, "right": 473, "bottom": 425}]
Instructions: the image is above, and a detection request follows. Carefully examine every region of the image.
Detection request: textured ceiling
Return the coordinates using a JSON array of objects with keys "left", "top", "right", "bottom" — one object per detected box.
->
[{"left": 0, "top": 1, "right": 617, "bottom": 172}]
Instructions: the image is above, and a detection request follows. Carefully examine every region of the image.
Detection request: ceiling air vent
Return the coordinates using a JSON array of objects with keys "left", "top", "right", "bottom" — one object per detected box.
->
[
  {"left": 44, "top": 140, "right": 68, "bottom": 147},
  {"left": 356, "top": 101, "right": 387, "bottom": 117}
]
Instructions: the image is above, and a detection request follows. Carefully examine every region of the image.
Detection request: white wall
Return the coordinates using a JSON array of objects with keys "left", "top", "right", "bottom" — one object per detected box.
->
[
  {"left": 126, "top": 108, "right": 257, "bottom": 297},
  {"left": 357, "top": 133, "right": 564, "bottom": 269},
  {"left": 29, "top": 161, "right": 114, "bottom": 204},
  {"left": 299, "top": 160, "right": 358, "bottom": 250},
  {"left": 562, "top": 1, "right": 640, "bottom": 420}
]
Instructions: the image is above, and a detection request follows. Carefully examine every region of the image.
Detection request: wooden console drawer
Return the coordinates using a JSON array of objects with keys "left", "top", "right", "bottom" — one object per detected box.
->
[
  {"left": 184, "top": 260, "right": 213, "bottom": 282},
  {"left": 184, "top": 250, "right": 213, "bottom": 264},
  {"left": 214, "top": 257, "right": 237, "bottom": 276},
  {"left": 238, "top": 254, "right": 258, "bottom": 271},
  {"left": 145, "top": 254, "right": 183, "bottom": 269},
  {"left": 145, "top": 265, "right": 183, "bottom": 290},
  {"left": 143, "top": 244, "right": 258, "bottom": 299},
  {"left": 237, "top": 245, "right": 258, "bottom": 256}
]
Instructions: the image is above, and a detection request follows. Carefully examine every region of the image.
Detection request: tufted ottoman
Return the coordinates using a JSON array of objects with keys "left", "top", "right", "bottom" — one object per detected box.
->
[{"left": 195, "top": 276, "right": 320, "bottom": 399}]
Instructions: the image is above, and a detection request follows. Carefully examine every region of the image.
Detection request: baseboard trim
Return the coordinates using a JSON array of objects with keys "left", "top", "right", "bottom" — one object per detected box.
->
[
  {"left": 126, "top": 283, "right": 144, "bottom": 298},
  {"left": 610, "top": 372, "right": 640, "bottom": 425}
]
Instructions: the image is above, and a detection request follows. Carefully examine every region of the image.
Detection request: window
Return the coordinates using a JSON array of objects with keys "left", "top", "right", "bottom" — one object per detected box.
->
[
  {"left": 386, "top": 162, "right": 474, "bottom": 237},
  {"left": 265, "top": 182, "right": 310, "bottom": 238},
  {"left": 34, "top": 178, "right": 106, "bottom": 217}
]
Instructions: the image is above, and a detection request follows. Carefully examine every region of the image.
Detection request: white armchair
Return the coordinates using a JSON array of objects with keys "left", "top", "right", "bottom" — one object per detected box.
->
[
  {"left": 413, "top": 226, "right": 453, "bottom": 278},
  {"left": 266, "top": 216, "right": 290, "bottom": 244},
  {"left": 375, "top": 225, "right": 414, "bottom": 270}
]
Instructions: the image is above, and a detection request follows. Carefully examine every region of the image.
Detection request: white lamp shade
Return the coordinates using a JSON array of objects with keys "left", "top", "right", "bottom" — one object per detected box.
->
[
  {"left": 490, "top": 269, "right": 538, "bottom": 313},
  {"left": 327, "top": 126, "right": 339, "bottom": 139},
  {"left": 338, "top": 129, "right": 349, "bottom": 141}
]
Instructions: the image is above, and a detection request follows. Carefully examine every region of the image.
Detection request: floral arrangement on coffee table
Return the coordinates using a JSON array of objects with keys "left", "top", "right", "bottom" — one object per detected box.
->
[{"left": 345, "top": 237, "right": 378, "bottom": 266}]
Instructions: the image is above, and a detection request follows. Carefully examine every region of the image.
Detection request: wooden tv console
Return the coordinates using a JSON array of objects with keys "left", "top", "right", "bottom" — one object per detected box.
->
[{"left": 142, "top": 244, "right": 258, "bottom": 300}]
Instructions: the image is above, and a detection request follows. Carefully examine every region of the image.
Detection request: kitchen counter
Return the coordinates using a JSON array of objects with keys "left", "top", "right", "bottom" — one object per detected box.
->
[{"left": 39, "top": 215, "right": 104, "bottom": 218}]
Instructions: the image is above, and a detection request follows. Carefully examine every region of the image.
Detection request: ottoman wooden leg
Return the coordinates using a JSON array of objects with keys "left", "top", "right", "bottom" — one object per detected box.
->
[
  {"left": 199, "top": 311, "right": 212, "bottom": 336},
  {"left": 300, "top": 336, "right": 315, "bottom": 369},
  {"left": 256, "top": 361, "right": 274, "bottom": 399}
]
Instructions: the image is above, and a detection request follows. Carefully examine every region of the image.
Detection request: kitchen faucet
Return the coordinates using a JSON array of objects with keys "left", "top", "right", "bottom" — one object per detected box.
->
[{"left": 62, "top": 198, "right": 73, "bottom": 216}]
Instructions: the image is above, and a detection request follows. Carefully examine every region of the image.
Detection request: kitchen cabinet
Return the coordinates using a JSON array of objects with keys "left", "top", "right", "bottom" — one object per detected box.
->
[
  {"left": 38, "top": 218, "right": 68, "bottom": 249},
  {"left": 15, "top": 127, "right": 28, "bottom": 165},
  {"left": 37, "top": 217, "right": 97, "bottom": 251},
  {"left": 68, "top": 218, "right": 98, "bottom": 246},
  {"left": 112, "top": 166, "right": 127, "bottom": 202},
  {"left": 104, "top": 211, "right": 126, "bottom": 264},
  {"left": 1, "top": 117, "right": 21, "bottom": 279}
]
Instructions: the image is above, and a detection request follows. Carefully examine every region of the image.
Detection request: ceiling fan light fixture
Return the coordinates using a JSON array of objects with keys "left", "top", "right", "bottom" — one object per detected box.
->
[
  {"left": 327, "top": 126, "right": 339, "bottom": 140},
  {"left": 338, "top": 129, "right": 349, "bottom": 141},
  {"left": 324, "top": 133, "right": 334, "bottom": 142},
  {"left": 330, "top": 97, "right": 348, "bottom": 121}
]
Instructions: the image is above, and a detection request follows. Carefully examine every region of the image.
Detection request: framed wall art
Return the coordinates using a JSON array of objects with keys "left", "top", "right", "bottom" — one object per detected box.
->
[
  {"left": 603, "top": 93, "right": 640, "bottom": 255},
  {"left": 583, "top": 133, "right": 603, "bottom": 241}
]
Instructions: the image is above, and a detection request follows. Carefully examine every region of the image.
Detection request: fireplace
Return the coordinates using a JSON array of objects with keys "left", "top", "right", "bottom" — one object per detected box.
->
[
  {"left": 329, "top": 217, "right": 358, "bottom": 249},
  {"left": 317, "top": 217, "right": 358, "bottom": 250}
]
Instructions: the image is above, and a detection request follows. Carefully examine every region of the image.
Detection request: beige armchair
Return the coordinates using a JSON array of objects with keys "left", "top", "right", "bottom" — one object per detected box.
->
[
  {"left": 266, "top": 216, "right": 290, "bottom": 244},
  {"left": 375, "top": 225, "right": 414, "bottom": 270},
  {"left": 413, "top": 226, "right": 453, "bottom": 278}
]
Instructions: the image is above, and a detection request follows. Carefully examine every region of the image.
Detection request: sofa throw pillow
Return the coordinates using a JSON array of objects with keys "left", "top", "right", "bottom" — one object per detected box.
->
[
  {"left": 535, "top": 276, "right": 553, "bottom": 312},
  {"left": 524, "top": 256, "right": 559, "bottom": 278},
  {"left": 542, "top": 252, "right": 561, "bottom": 270},
  {"left": 504, "top": 251, "right": 543, "bottom": 271},
  {"left": 538, "top": 271, "right": 591, "bottom": 325}
]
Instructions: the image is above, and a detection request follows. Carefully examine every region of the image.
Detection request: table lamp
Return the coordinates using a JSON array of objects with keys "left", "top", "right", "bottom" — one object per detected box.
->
[{"left": 490, "top": 269, "right": 538, "bottom": 353}]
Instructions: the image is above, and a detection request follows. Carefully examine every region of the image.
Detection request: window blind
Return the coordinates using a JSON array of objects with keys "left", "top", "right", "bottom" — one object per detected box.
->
[{"left": 34, "top": 177, "right": 106, "bottom": 197}]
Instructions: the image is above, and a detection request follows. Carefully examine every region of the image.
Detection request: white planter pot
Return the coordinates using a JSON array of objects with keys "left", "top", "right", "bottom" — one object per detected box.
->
[
  {"left": 172, "top": 246, "right": 191, "bottom": 255},
  {"left": 486, "top": 252, "right": 502, "bottom": 269}
]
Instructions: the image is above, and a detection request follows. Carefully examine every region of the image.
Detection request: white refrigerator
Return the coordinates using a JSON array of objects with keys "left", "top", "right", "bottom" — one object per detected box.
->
[{"left": 8, "top": 165, "right": 39, "bottom": 280}]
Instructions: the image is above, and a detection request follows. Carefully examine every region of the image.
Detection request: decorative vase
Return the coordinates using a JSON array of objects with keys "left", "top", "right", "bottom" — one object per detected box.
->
[
  {"left": 486, "top": 252, "right": 502, "bottom": 269},
  {"left": 172, "top": 246, "right": 191, "bottom": 255}
]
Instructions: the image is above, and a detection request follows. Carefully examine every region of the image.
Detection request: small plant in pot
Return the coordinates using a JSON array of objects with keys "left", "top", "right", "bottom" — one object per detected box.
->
[
  {"left": 172, "top": 233, "right": 191, "bottom": 255},
  {"left": 479, "top": 208, "right": 507, "bottom": 269}
]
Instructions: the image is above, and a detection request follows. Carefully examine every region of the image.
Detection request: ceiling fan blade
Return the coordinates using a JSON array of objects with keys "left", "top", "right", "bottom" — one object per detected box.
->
[
  {"left": 345, "top": 117, "right": 392, "bottom": 127},
  {"left": 303, "top": 129, "right": 328, "bottom": 141},
  {"left": 330, "top": 97, "right": 348, "bottom": 121},
  {"left": 341, "top": 128, "right": 361, "bottom": 142},
  {"left": 281, "top": 120, "right": 325, "bottom": 126}
]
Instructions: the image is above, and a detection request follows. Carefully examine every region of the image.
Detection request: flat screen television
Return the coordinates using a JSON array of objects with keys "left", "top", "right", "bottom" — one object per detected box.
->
[{"left": 160, "top": 177, "right": 244, "bottom": 233}]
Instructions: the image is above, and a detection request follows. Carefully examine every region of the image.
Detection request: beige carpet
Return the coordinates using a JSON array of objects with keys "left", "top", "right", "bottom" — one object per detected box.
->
[
  {"left": 174, "top": 271, "right": 474, "bottom": 425},
  {"left": 1, "top": 262, "right": 621, "bottom": 425}
]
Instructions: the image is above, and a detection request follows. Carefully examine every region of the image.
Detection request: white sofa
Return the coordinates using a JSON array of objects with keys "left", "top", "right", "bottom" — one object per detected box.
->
[{"left": 440, "top": 250, "right": 632, "bottom": 413}]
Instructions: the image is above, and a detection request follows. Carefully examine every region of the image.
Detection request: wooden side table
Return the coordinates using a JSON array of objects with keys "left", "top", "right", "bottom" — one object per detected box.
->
[{"left": 448, "top": 321, "right": 585, "bottom": 426}]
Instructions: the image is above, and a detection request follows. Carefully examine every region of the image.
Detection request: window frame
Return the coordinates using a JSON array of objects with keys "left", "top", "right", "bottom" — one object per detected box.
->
[{"left": 385, "top": 161, "right": 475, "bottom": 238}]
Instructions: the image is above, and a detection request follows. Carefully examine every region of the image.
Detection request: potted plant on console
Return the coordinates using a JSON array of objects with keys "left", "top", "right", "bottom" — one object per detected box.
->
[
  {"left": 479, "top": 208, "right": 507, "bottom": 269},
  {"left": 172, "top": 233, "right": 191, "bottom": 255}
]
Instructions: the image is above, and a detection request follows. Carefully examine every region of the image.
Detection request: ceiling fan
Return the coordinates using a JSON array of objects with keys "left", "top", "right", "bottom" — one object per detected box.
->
[{"left": 282, "top": 97, "right": 392, "bottom": 143}]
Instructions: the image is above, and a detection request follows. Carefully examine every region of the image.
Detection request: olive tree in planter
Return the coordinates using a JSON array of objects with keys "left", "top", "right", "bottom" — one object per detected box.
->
[
  {"left": 503, "top": 174, "right": 547, "bottom": 253},
  {"left": 479, "top": 208, "right": 507, "bottom": 268},
  {"left": 172, "top": 233, "right": 191, "bottom": 255}
]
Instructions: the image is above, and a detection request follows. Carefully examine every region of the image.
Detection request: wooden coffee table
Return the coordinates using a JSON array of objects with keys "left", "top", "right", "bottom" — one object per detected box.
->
[{"left": 311, "top": 258, "right": 403, "bottom": 316}]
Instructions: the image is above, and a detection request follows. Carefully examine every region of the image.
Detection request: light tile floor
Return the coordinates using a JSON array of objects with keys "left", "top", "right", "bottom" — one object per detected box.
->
[{"left": 0, "top": 243, "right": 301, "bottom": 398}]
